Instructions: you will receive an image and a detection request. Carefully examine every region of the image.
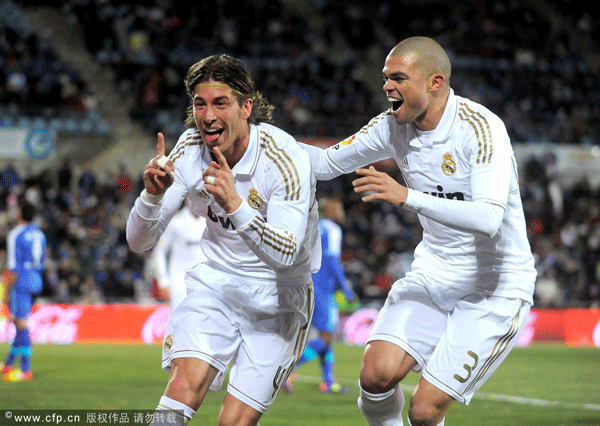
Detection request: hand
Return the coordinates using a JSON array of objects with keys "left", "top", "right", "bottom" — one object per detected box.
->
[
  {"left": 144, "top": 132, "right": 175, "bottom": 195},
  {"left": 203, "top": 147, "right": 242, "bottom": 214},
  {"left": 352, "top": 166, "right": 408, "bottom": 206}
]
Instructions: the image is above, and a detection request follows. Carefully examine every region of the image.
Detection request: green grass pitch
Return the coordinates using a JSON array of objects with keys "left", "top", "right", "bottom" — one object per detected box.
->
[{"left": 1, "top": 343, "right": 599, "bottom": 425}]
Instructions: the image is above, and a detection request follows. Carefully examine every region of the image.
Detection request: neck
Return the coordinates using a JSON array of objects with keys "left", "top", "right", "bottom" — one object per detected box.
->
[{"left": 414, "top": 90, "right": 450, "bottom": 131}]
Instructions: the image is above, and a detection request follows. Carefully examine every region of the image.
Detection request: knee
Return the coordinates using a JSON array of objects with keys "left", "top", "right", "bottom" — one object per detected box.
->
[
  {"left": 217, "top": 405, "right": 260, "bottom": 426},
  {"left": 165, "top": 373, "right": 197, "bottom": 404},
  {"left": 407, "top": 398, "right": 446, "bottom": 426},
  {"left": 359, "top": 361, "right": 399, "bottom": 394},
  {"left": 217, "top": 411, "right": 237, "bottom": 426},
  {"left": 164, "top": 362, "right": 203, "bottom": 408}
]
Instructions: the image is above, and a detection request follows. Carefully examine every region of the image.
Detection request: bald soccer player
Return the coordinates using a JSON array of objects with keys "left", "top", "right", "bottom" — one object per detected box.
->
[{"left": 300, "top": 36, "right": 535, "bottom": 426}]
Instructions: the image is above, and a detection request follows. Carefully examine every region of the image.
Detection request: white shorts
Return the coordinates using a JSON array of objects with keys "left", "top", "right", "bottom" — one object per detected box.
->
[
  {"left": 162, "top": 263, "right": 313, "bottom": 413},
  {"left": 368, "top": 270, "right": 531, "bottom": 404}
]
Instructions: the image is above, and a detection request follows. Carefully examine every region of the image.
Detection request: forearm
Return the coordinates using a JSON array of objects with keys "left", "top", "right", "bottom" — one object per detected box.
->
[
  {"left": 126, "top": 187, "right": 183, "bottom": 253},
  {"left": 126, "top": 191, "right": 163, "bottom": 253},
  {"left": 228, "top": 202, "right": 301, "bottom": 270},
  {"left": 404, "top": 190, "right": 504, "bottom": 238}
]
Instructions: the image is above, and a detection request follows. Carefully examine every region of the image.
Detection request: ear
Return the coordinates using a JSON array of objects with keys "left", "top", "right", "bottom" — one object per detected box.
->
[
  {"left": 429, "top": 73, "right": 446, "bottom": 92},
  {"left": 241, "top": 98, "right": 253, "bottom": 120}
]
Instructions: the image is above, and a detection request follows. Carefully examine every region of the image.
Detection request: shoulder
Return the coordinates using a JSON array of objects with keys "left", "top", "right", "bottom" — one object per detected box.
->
[
  {"left": 256, "top": 123, "right": 310, "bottom": 166},
  {"left": 168, "top": 128, "right": 204, "bottom": 164},
  {"left": 455, "top": 95, "right": 510, "bottom": 157},
  {"left": 456, "top": 96, "right": 507, "bottom": 135},
  {"left": 320, "top": 218, "right": 340, "bottom": 233},
  {"left": 356, "top": 110, "right": 395, "bottom": 134},
  {"left": 8, "top": 224, "right": 25, "bottom": 241}
]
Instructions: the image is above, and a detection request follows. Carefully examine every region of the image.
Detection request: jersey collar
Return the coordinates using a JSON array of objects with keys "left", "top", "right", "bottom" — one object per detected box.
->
[
  {"left": 200, "top": 124, "right": 260, "bottom": 176},
  {"left": 408, "top": 89, "right": 458, "bottom": 148},
  {"left": 231, "top": 124, "right": 260, "bottom": 177}
]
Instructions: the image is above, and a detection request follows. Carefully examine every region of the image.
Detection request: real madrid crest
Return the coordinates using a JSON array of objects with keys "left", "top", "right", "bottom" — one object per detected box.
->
[
  {"left": 441, "top": 153, "right": 456, "bottom": 176},
  {"left": 247, "top": 188, "right": 264, "bottom": 209},
  {"left": 164, "top": 334, "right": 173, "bottom": 352}
]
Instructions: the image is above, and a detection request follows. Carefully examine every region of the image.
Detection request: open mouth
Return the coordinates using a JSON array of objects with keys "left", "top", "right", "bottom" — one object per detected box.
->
[
  {"left": 204, "top": 128, "right": 224, "bottom": 143},
  {"left": 389, "top": 98, "right": 403, "bottom": 112}
]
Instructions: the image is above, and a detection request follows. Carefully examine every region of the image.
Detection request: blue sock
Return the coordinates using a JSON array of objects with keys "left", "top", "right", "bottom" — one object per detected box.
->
[
  {"left": 320, "top": 347, "right": 334, "bottom": 386},
  {"left": 296, "top": 338, "right": 328, "bottom": 367},
  {"left": 4, "top": 352, "right": 16, "bottom": 367},
  {"left": 13, "top": 328, "right": 32, "bottom": 373}
]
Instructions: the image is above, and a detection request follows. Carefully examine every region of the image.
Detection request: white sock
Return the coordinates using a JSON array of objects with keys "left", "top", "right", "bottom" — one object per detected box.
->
[
  {"left": 358, "top": 385, "right": 405, "bottom": 426},
  {"left": 151, "top": 395, "right": 195, "bottom": 426}
]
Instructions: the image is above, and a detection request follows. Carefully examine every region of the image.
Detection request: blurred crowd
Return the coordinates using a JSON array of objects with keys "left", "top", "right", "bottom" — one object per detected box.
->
[
  {"left": 1, "top": 0, "right": 599, "bottom": 308},
  {"left": 4, "top": 0, "right": 600, "bottom": 143},
  {"left": 0, "top": 160, "right": 146, "bottom": 304},
  {"left": 1, "top": 154, "right": 599, "bottom": 309},
  {"left": 0, "top": 1, "right": 105, "bottom": 133}
]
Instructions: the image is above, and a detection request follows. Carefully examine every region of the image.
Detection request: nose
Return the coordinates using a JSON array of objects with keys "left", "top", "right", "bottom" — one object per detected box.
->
[
  {"left": 383, "top": 79, "right": 393, "bottom": 92},
  {"left": 202, "top": 105, "right": 217, "bottom": 124}
]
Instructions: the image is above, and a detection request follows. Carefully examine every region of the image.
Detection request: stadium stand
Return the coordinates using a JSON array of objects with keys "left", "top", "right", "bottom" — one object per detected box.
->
[
  {"left": 0, "top": 0, "right": 599, "bottom": 308},
  {"left": 0, "top": 1, "right": 109, "bottom": 135}
]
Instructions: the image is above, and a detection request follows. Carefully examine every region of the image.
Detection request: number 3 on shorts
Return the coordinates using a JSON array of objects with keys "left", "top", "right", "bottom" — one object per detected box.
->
[{"left": 453, "top": 350, "right": 479, "bottom": 383}]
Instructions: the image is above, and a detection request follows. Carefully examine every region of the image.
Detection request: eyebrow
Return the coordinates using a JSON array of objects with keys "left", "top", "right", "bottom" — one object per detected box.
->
[
  {"left": 383, "top": 71, "right": 408, "bottom": 79},
  {"left": 194, "top": 95, "right": 231, "bottom": 103}
]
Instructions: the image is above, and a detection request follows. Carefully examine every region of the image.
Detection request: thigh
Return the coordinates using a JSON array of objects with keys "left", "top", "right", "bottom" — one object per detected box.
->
[
  {"left": 368, "top": 273, "right": 448, "bottom": 372},
  {"left": 227, "top": 282, "right": 313, "bottom": 413},
  {"left": 161, "top": 281, "right": 241, "bottom": 392},
  {"left": 312, "top": 296, "right": 337, "bottom": 333},
  {"left": 423, "top": 297, "right": 530, "bottom": 404},
  {"left": 11, "top": 291, "right": 33, "bottom": 319}
]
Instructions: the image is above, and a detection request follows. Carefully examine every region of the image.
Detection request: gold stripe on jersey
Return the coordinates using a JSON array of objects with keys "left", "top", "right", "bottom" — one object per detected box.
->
[
  {"left": 261, "top": 221, "right": 297, "bottom": 255},
  {"left": 259, "top": 131, "right": 301, "bottom": 201},
  {"left": 169, "top": 130, "right": 203, "bottom": 163},
  {"left": 260, "top": 131, "right": 300, "bottom": 201},
  {"left": 357, "top": 111, "right": 390, "bottom": 135},
  {"left": 248, "top": 217, "right": 297, "bottom": 256},
  {"left": 458, "top": 103, "right": 493, "bottom": 165},
  {"left": 464, "top": 300, "right": 522, "bottom": 393}
]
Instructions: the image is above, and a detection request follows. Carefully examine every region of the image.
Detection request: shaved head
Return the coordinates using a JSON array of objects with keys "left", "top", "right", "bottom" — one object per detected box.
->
[{"left": 389, "top": 37, "right": 451, "bottom": 81}]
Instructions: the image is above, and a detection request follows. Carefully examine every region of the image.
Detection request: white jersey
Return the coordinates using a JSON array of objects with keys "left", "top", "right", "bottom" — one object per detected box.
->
[
  {"left": 303, "top": 89, "right": 535, "bottom": 303},
  {"left": 127, "top": 123, "right": 321, "bottom": 282},
  {"left": 151, "top": 205, "right": 207, "bottom": 309}
]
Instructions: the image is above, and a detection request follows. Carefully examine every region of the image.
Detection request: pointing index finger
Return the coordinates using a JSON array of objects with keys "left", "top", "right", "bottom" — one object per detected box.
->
[
  {"left": 156, "top": 132, "right": 165, "bottom": 157},
  {"left": 212, "top": 147, "right": 230, "bottom": 172}
]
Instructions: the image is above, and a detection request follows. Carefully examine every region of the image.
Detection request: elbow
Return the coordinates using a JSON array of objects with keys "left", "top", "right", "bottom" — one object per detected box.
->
[
  {"left": 481, "top": 216, "right": 503, "bottom": 238},
  {"left": 271, "top": 251, "right": 299, "bottom": 270},
  {"left": 126, "top": 229, "right": 150, "bottom": 254},
  {"left": 267, "top": 245, "right": 300, "bottom": 270},
  {"left": 479, "top": 202, "right": 504, "bottom": 238}
]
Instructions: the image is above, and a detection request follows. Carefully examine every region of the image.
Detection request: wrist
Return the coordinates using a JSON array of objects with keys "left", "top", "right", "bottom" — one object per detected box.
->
[
  {"left": 225, "top": 196, "right": 243, "bottom": 214},
  {"left": 141, "top": 189, "right": 165, "bottom": 204}
]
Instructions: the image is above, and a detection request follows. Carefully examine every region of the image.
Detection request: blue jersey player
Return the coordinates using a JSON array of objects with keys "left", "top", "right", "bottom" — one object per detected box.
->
[
  {"left": 2, "top": 202, "right": 46, "bottom": 382},
  {"left": 286, "top": 197, "right": 356, "bottom": 394}
]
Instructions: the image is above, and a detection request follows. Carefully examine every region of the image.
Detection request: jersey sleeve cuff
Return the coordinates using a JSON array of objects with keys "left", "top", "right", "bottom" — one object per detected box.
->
[
  {"left": 136, "top": 189, "right": 163, "bottom": 219},
  {"left": 403, "top": 188, "right": 422, "bottom": 211},
  {"left": 227, "top": 201, "right": 258, "bottom": 230}
]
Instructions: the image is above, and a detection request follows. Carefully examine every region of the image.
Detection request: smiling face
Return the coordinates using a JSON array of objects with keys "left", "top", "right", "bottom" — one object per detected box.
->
[
  {"left": 193, "top": 80, "right": 253, "bottom": 161},
  {"left": 382, "top": 37, "right": 451, "bottom": 131},
  {"left": 382, "top": 52, "right": 431, "bottom": 128}
]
